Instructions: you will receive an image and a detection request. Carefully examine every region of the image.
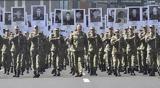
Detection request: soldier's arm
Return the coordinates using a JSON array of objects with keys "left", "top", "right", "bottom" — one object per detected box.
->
[{"left": 84, "top": 33, "right": 88, "bottom": 54}]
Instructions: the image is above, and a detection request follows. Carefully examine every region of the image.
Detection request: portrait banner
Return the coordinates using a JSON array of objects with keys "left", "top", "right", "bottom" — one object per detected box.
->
[
  {"left": 88, "top": 8, "right": 102, "bottom": 27},
  {"left": 31, "top": 5, "right": 46, "bottom": 31},
  {"left": 107, "top": 8, "right": 115, "bottom": 28},
  {"left": 74, "top": 9, "right": 85, "bottom": 26}
]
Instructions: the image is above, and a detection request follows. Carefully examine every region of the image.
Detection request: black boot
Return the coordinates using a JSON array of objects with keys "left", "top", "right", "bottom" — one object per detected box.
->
[
  {"left": 149, "top": 68, "right": 155, "bottom": 76},
  {"left": 124, "top": 67, "right": 127, "bottom": 74},
  {"left": 143, "top": 65, "right": 148, "bottom": 75},
  {"left": 131, "top": 67, "right": 135, "bottom": 76},
  {"left": 93, "top": 67, "right": 97, "bottom": 76},
  {"left": 10, "top": 66, "right": 13, "bottom": 73},
  {"left": 13, "top": 70, "right": 17, "bottom": 77},
  {"left": 57, "top": 70, "right": 61, "bottom": 76},
  {"left": 90, "top": 68, "right": 93, "bottom": 76}
]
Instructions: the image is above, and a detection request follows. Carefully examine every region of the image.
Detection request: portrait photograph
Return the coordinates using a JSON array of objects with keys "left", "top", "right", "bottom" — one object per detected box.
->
[
  {"left": 12, "top": 7, "right": 25, "bottom": 22},
  {"left": 149, "top": 5, "right": 160, "bottom": 21},
  {"left": 62, "top": 10, "right": 74, "bottom": 25},
  {"left": 32, "top": 5, "right": 45, "bottom": 20},
  {"left": 89, "top": 8, "right": 102, "bottom": 23},
  {"left": 129, "top": 7, "right": 140, "bottom": 21},
  {"left": 115, "top": 8, "right": 127, "bottom": 23},
  {"left": 107, "top": 8, "right": 115, "bottom": 22},
  {"left": 0, "top": 8, "right": 3, "bottom": 22},
  {"left": 4, "top": 12, "right": 12, "bottom": 25},
  {"left": 54, "top": 9, "right": 62, "bottom": 24},
  {"left": 142, "top": 7, "right": 148, "bottom": 21},
  {"left": 75, "top": 9, "right": 85, "bottom": 23}
]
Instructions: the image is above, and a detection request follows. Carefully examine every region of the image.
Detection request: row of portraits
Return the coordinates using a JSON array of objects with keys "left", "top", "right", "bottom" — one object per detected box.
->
[{"left": 0, "top": 5, "right": 160, "bottom": 26}]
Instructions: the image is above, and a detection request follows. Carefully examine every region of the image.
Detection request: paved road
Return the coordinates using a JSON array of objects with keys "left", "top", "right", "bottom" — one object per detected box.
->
[{"left": 0, "top": 67, "right": 160, "bottom": 88}]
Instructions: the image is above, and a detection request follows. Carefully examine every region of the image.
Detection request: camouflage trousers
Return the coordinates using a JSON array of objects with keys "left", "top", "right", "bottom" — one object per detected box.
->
[{"left": 73, "top": 51, "right": 84, "bottom": 75}]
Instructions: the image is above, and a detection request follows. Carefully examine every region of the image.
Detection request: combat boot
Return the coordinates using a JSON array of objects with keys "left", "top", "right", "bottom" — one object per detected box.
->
[{"left": 130, "top": 67, "right": 135, "bottom": 76}]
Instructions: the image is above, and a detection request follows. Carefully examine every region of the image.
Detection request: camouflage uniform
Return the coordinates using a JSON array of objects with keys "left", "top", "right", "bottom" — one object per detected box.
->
[
  {"left": 124, "top": 28, "right": 136, "bottom": 75},
  {"left": 103, "top": 29, "right": 114, "bottom": 75},
  {"left": 111, "top": 30, "right": 123, "bottom": 76},
  {"left": 1, "top": 31, "right": 11, "bottom": 75},
  {"left": 87, "top": 28, "right": 101, "bottom": 76},
  {"left": 49, "top": 29, "right": 64, "bottom": 76},
  {"left": 145, "top": 27, "right": 159, "bottom": 76},
  {"left": 70, "top": 29, "right": 88, "bottom": 77}
]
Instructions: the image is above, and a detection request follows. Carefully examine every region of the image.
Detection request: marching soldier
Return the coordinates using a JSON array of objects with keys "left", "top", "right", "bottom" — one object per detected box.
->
[
  {"left": 103, "top": 27, "right": 114, "bottom": 75},
  {"left": 70, "top": 24, "right": 88, "bottom": 77},
  {"left": 49, "top": 28, "right": 64, "bottom": 76},
  {"left": 138, "top": 26, "right": 148, "bottom": 74},
  {"left": 124, "top": 26, "right": 137, "bottom": 75},
  {"left": 87, "top": 27, "right": 101, "bottom": 76},
  {"left": 29, "top": 26, "right": 41, "bottom": 78},
  {"left": 23, "top": 32, "right": 31, "bottom": 74},
  {"left": 145, "top": 25, "right": 159, "bottom": 76},
  {"left": 111, "top": 30, "right": 123, "bottom": 76},
  {"left": 99, "top": 33, "right": 106, "bottom": 72},
  {"left": 1, "top": 29, "right": 11, "bottom": 75},
  {"left": 10, "top": 26, "right": 19, "bottom": 76}
]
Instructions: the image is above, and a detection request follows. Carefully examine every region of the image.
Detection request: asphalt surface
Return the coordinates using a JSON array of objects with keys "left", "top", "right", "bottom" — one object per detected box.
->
[{"left": 0, "top": 67, "right": 160, "bottom": 88}]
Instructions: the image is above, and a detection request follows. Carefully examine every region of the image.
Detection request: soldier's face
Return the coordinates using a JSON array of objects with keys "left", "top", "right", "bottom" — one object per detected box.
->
[{"left": 77, "top": 25, "right": 82, "bottom": 32}]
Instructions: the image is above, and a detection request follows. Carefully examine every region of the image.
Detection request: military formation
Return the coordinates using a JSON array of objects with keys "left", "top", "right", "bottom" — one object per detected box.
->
[{"left": 0, "top": 24, "right": 160, "bottom": 78}]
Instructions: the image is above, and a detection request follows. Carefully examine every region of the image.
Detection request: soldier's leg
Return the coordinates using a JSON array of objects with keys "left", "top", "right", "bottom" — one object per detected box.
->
[
  {"left": 137, "top": 50, "right": 142, "bottom": 73},
  {"left": 131, "top": 52, "right": 136, "bottom": 75},
  {"left": 93, "top": 53, "right": 98, "bottom": 76},
  {"left": 142, "top": 50, "right": 147, "bottom": 75},
  {"left": 14, "top": 53, "right": 21, "bottom": 77},
  {"left": 105, "top": 51, "right": 112, "bottom": 75},
  {"left": 77, "top": 51, "right": 84, "bottom": 77},
  {"left": 6, "top": 52, "right": 11, "bottom": 75},
  {"left": 123, "top": 52, "right": 128, "bottom": 74},
  {"left": 88, "top": 52, "right": 94, "bottom": 75},
  {"left": 51, "top": 51, "right": 57, "bottom": 76},
  {"left": 30, "top": 50, "right": 38, "bottom": 77},
  {"left": 127, "top": 51, "right": 132, "bottom": 74}
]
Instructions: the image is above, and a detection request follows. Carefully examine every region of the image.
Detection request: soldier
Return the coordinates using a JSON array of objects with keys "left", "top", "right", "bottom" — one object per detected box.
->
[
  {"left": 70, "top": 24, "right": 88, "bottom": 77},
  {"left": 1, "top": 29, "right": 11, "bottom": 75},
  {"left": 121, "top": 28, "right": 128, "bottom": 74},
  {"left": 111, "top": 30, "right": 123, "bottom": 76},
  {"left": 23, "top": 32, "right": 31, "bottom": 74},
  {"left": 68, "top": 31, "right": 76, "bottom": 75},
  {"left": 138, "top": 26, "right": 148, "bottom": 74},
  {"left": 87, "top": 27, "right": 101, "bottom": 76},
  {"left": 99, "top": 33, "right": 106, "bottom": 72},
  {"left": 10, "top": 26, "right": 19, "bottom": 76},
  {"left": 49, "top": 28, "right": 64, "bottom": 76},
  {"left": 103, "top": 27, "right": 114, "bottom": 75},
  {"left": 145, "top": 25, "right": 158, "bottom": 76},
  {"left": 14, "top": 31, "right": 27, "bottom": 77},
  {"left": 124, "top": 26, "right": 136, "bottom": 75},
  {"left": 29, "top": 26, "right": 42, "bottom": 78}
]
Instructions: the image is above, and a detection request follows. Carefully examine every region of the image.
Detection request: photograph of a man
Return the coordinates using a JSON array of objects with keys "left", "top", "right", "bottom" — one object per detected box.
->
[
  {"left": 62, "top": 10, "right": 74, "bottom": 25},
  {"left": 32, "top": 6, "right": 45, "bottom": 20},
  {"left": 129, "top": 8, "right": 140, "bottom": 21},
  {"left": 12, "top": 8, "right": 24, "bottom": 22}
]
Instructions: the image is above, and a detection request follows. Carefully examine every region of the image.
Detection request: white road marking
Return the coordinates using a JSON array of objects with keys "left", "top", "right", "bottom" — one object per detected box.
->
[{"left": 83, "top": 78, "right": 90, "bottom": 83}]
